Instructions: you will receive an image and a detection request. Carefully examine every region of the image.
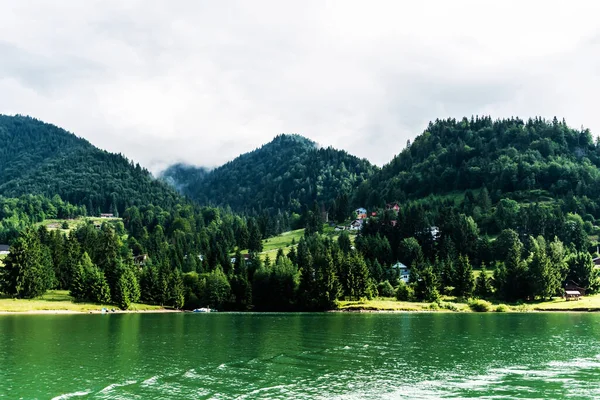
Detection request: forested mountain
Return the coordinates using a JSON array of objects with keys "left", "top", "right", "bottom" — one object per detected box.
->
[
  {"left": 161, "top": 134, "right": 376, "bottom": 214},
  {"left": 0, "top": 115, "right": 181, "bottom": 214},
  {"left": 356, "top": 116, "right": 600, "bottom": 209}
]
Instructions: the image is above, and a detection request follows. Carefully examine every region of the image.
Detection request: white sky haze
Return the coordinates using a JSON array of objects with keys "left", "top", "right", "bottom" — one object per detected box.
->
[{"left": 1, "top": 1, "right": 599, "bottom": 172}]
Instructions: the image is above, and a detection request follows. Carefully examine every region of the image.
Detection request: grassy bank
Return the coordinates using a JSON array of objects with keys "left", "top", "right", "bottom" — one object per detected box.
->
[
  {"left": 0, "top": 290, "right": 164, "bottom": 313},
  {"left": 337, "top": 294, "right": 600, "bottom": 313},
  {"left": 530, "top": 295, "right": 600, "bottom": 311}
]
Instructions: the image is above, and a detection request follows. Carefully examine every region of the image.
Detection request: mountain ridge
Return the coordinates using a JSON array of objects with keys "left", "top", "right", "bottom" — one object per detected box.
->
[
  {"left": 0, "top": 114, "right": 182, "bottom": 214},
  {"left": 160, "top": 133, "right": 377, "bottom": 214}
]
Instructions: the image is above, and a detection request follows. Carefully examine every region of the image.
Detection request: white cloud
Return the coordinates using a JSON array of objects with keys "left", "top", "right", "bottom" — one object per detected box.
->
[{"left": 0, "top": 0, "right": 599, "bottom": 173}]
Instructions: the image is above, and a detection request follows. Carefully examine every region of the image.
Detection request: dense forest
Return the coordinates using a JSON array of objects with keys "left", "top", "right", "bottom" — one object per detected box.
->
[
  {"left": 0, "top": 115, "right": 181, "bottom": 215},
  {"left": 356, "top": 116, "right": 600, "bottom": 210},
  {"left": 160, "top": 134, "right": 376, "bottom": 214},
  {"left": 1, "top": 115, "right": 600, "bottom": 311}
]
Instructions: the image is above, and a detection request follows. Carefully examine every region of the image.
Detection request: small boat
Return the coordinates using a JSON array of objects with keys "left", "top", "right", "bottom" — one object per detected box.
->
[{"left": 193, "top": 307, "right": 214, "bottom": 313}]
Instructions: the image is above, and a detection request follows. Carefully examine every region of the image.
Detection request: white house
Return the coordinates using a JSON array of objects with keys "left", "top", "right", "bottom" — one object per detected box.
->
[
  {"left": 349, "top": 219, "right": 363, "bottom": 231},
  {"left": 0, "top": 244, "right": 9, "bottom": 256},
  {"left": 355, "top": 207, "right": 367, "bottom": 217},
  {"left": 392, "top": 261, "right": 410, "bottom": 283}
]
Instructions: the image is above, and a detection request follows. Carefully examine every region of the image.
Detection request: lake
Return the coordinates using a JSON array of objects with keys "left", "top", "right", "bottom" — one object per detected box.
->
[{"left": 1, "top": 312, "right": 600, "bottom": 399}]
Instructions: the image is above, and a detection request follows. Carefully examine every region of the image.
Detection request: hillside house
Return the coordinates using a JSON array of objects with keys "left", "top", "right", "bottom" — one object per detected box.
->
[
  {"left": 593, "top": 256, "right": 600, "bottom": 267},
  {"left": 0, "top": 244, "right": 9, "bottom": 255},
  {"left": 100, "top": 213, "right": 114, "bottom": 218},
  {"left": 349, "top": 219, "right": 363, "bottom": 231},
  {"left": 354, "top": 208, "right": 367, "bottom": 219},
  {"left": 392, "top": 262, "right": 410, "bottom": 283},
  {"left": 134, "top": 254, "right": 148, "bottom": 267},
  {"left": 386, "top": 202, "right": 400, "bottom": 213},
  {"left": 564, "top": 280, "right": 586, "bottom": 300},
  {"left": 231, "top": 254, "right": 251, "bottom": 265}
]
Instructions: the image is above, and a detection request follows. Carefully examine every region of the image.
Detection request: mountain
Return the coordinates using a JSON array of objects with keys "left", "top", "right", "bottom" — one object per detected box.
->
[
  {"left": 0, "top": 114, "right": 181, "bottom": 214},
  {"left": 160, "top": 163, "right": 211, "bottom": 194},
  {"left": 356, "top": 116, "right": 600, "bottom": 208},
  {"left": 160, "top": 134, "right": 377, "bottom": 214}
]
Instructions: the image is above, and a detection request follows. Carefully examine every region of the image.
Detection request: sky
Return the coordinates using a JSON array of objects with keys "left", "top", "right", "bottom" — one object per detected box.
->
[{"left": 1, "top": 1, "right": 599, "bottom": 173}]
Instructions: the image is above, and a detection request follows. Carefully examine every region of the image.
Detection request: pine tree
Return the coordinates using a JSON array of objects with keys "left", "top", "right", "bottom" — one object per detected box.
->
[
  {"left": 453, "top": 254, "right": 474, "bottom": 298},
  {"left": 0, "top": 228, "right": 54, "bottom": 298},
  {"left": 474, "top": 263, "right": 492, "bottom": 298},
  {"left": 70, "top": 252, "right": 91, "bottom": 301},
  {"left": 114, "top": 273, "right": 132, "bottom": 310},
  {"left": 87, "top": 266, "right": 111, "bottom": 304},
  {"left": 169, "top": 269, "right": 185, "bottom": 309}
]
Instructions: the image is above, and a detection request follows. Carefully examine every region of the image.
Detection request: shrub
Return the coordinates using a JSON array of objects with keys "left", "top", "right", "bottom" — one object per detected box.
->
[
  {"left": 495, "top": 304, "right": 508, "bottom": 312},
  {"left": 468, "top": 299, "right": 492, "bottom": 312},
  {"left": 439, "top": 302, "right": 460, "bottom": 312},
  {"left": 428, "top": 302, "right": 440, "bottom": 310},
  {"left": 395, "top": 281, "right": 414, "bottom": 301},
  {"left": 377, "top": 280, "right": 395, "bottom": 297}
]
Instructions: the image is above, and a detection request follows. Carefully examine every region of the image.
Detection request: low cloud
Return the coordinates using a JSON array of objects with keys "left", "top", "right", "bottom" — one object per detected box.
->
[{"left": 1, "top": 0, "right": 599, "bottom": 172}]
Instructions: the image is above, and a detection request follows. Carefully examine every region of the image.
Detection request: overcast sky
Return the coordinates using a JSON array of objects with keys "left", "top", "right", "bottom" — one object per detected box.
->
[{"left": 1, "top": 1, "right": 599, "bottom": 173}]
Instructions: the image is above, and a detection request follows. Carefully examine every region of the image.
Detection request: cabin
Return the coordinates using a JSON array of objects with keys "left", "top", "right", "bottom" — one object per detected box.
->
[
  {"left": 564, "top": 280, "right": 585, "bottom": 300},
  {"left": 231, "top": 254, "right": 251, "bottom": 265},
  {"left": 355, "top": 207, "right": 367, "bottom": 215},
  {"left": 100, "top": 213, "right": 114, "bottom": 218},
  {"left": 133, "top": 254, "right": 148, "bottom": 267},
  {"left": 392, "top": 262, "right": 410, "bottom": 283},
  {"left": 0, "top": 244, "right": 9, "bottom": 255},
  {"left": 386, "top": 202, "right": 400, "bottom": 213},
  {"left": 349, "top": 219, "right": 363, "bottom": 231}
]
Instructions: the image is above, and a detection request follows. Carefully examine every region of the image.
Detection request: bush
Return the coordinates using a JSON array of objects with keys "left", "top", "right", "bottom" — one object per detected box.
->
[
  {"left": 395, "top": 281, "right": 414, "bottom": 301},
  {"left": 439, "top": 301, "right": 460, "bottom": 312},
  {"left": 495, "top": 304, "right": 508, "bottom": 312},
  {"left": 61, "top": 221, "right": 69, "bottom": 229},
  {"left": 428, "top": 302, "right": 440, "bottom": 310},
  {"left": 377, "top": 280, "right": 395, "bottom": 297},
  {"left": 468, "top": 299, "right": 492, "bottom": 312}
]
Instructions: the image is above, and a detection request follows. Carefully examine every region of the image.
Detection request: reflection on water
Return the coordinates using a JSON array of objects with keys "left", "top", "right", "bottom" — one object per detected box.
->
[{"left": 1, "top": 313, "right": 599, "bottom": 399}]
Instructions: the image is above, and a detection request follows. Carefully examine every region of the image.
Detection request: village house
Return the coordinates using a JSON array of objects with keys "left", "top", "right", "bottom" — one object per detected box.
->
[
  {"left": 0, "top": 244, "right": 9, "bottom": 255},
  {"left": 231, "top": 254, "right": 251, "bottom": 265},
  {"left": 564, "top": 280, "right": 585, "bottom": 301},
  {"left": 100, "top": 213, "right": 114, "bottom": 218},
  {"left": 349, "top": 219, "right": 363, "bottom": 231},
  {"left": 386, "top": 202, "right": 400, "bottom": 213},
  {"left": 134, "top": 254, "right": 148, "bottom": 267},
  {"left": 391, "top": 261, "right": 410, "bottom": 283}
]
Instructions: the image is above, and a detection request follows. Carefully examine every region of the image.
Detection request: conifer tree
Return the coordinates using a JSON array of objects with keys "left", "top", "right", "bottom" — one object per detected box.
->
[{"left": 453, "top": 254, "right": 474, "bottom": 298}]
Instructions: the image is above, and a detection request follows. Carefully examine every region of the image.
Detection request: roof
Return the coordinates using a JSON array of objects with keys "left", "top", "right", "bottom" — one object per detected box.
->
[
  {"left": 0, "top": 244, "right": 9, "bottom": 252},
  {"left": 392, "top": 261, "right": 409, "bottom": 270},
  {"left": 565, "top": 290, "right": 581, "bottom": 295}
]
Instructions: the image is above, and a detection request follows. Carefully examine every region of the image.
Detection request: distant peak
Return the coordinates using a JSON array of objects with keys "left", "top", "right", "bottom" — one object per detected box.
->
[{"left": 271, "top": 134, "right": 316, "bottom": 147}]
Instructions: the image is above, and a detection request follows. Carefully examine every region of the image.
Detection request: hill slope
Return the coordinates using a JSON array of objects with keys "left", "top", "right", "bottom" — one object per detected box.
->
[
  {"left": 161, "top": 134, "right": 376, "bottom": 213},
  {"left": 0, "top": 115, "right": 181, "bottom": 214},
  {"left": 356, "top": 116, "right": 600, "bottom": 208}
]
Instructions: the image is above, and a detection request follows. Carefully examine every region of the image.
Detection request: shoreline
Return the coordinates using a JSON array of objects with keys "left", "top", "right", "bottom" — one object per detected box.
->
[
  {"left": 2, "top": 307, "right": 600, "bottom": 315},
  {"left": 0, "top": 308, "right": 181, "bottom": 315}
]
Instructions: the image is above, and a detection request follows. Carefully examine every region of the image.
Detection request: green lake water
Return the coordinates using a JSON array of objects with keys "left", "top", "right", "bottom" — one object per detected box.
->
[{"left": 1, "top": 312, "right": 600, "bottom": 399}]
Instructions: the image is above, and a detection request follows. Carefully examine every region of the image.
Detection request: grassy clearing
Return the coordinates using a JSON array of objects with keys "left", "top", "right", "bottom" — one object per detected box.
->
[
  {"left": 472, "top": 269, "right": 495, "bottom": 279},
  {"left": 240, "top": 225, "right": 352, "bottom": 261},
  {"left": 529, "top": 294, "right": 600, "bottom": 311},
  {"left": 37, "top": 217, "right": 123, "bottom": 235},
  {"left": 261, "top": 229, "right": 305, "bottom": 252},
  {"left": 337, "top": 297, "right": 471, "bottom": 312},
  {"left": 0, "top": 290, "right": 162, "bottom": 313}
]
